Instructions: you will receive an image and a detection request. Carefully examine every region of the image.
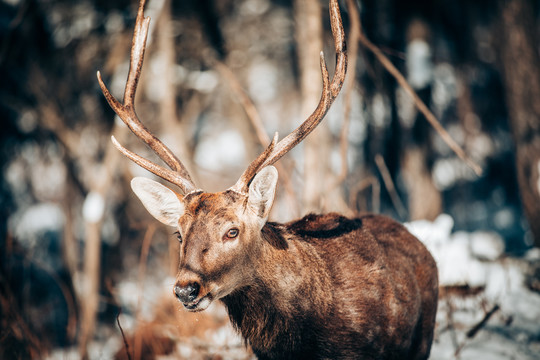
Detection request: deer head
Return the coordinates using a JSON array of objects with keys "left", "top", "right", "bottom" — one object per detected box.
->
[
  {"left": 97, "top": 0, "right": 346, "bottom": 311},
  {"left": 130, "top": 166, "right": 278, "bottom": 311}
]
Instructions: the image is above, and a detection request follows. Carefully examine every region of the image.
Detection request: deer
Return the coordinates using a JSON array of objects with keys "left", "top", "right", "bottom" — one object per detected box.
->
[{"left": 97, "top": 0, "right": 439, "bottom": 359}]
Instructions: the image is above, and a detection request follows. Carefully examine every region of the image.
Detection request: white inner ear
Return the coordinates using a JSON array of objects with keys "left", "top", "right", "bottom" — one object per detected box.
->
[
  {"left": 131, "top": 177, "right": 184, "bottom": 227},
  {"left": 248, "top": 166, "right": 278, "bottom": 226}
]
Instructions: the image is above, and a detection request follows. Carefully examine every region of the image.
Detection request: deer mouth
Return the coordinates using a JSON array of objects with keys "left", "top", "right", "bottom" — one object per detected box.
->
[{"left": 182, "top": 293, "right": 213, "bottom": 312}]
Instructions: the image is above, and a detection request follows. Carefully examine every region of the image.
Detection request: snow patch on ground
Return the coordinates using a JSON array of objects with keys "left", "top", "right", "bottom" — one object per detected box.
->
[{"left": 407, "top": 214, "right": 540, "bottom": 359}]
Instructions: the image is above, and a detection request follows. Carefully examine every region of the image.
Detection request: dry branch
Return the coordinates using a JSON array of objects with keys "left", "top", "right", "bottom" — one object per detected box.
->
[
  {"left": 116, "top": 312, "right": 132, "bottom": 360},
  {"left": 466, "top": 304, "right": 500, "bottom": 338},
  {"left": 348, "top": 1, "right": 483, "bottom": 176},
  {"left": 375, "top": 154, "right": 407, "bottom": 219},
  {"left": 350, "top": 175, "right": 380, "bottom": 214}
]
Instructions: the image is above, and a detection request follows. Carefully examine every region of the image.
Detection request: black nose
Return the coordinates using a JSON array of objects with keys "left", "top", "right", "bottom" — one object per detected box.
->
[{"left": 174, "top": 283, "right": 200, "bottom": 303}]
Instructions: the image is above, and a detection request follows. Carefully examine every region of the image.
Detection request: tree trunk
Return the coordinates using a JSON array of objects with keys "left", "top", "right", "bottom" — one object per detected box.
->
[
  {"left": 294, "top": 0, "right": 330, "bottom": 213},
  {"left": 498, "top": 0, "right": 540, "bottom": 247}
]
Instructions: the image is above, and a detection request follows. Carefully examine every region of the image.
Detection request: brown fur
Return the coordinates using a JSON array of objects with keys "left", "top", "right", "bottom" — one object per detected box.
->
[{"left": 174, "top": 191, "right": 438, "bottom": 360}]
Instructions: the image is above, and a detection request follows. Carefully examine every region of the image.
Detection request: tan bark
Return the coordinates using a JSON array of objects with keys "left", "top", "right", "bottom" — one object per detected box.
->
[
  {"left": 402, "top": 148, "right": 442, "bottom": 221},
  {"left": 499, "top": 0, "right": 540, "bottom": 247},
  {"left": 294, "top": 0, "right": 331, "bottom": 213},
  {"left": 156, "top": 0, "right": 199, "bottom": 186}
]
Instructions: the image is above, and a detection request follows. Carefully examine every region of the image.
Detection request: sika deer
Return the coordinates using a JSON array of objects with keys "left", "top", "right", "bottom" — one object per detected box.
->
[{"left": 97, "top": 0, "right": 439, "bottom": 359}]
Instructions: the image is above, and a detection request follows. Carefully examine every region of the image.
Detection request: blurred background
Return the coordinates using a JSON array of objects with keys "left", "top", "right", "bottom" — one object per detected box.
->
[{"left": 1, "top": 0, "right": 539, "bottom": 358}]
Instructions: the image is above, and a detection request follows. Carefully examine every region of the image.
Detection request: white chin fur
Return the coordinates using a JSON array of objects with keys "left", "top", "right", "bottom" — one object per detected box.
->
[{"left": 185, "top": 296, "right": 212, "bottom": 312}]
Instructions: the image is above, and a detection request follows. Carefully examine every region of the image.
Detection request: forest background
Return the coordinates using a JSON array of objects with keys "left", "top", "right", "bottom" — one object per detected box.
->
[{"left": 1, "top": 0, "right": 540, "bottom": 358}]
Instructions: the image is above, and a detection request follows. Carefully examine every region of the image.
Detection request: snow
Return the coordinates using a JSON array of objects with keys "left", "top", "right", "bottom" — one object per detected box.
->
[
  {"left": 17, "top": 109, "right": 38, "bottom": 133},
  {"left": 371, "top": 93, "right": 390, "bottom": 128},
  {"left": 82, "top": 191, "right": 105, "bottom": 223},
  {"left": 431, "top": 63, "right": 457, "bottom": 120},
  {"left": 469, "top": 231, "right": 505, "bottom": 261},
  {"left": 209, "top": 324, "right": 244, "bottom": 348},
  {"left": 493, "top": 208, "right": 515, "bottom": 230},
  {"left": 406, "top": 39, "right": 433, "bottom": 89},
  {"left": 187, "top": 70, "right": 219, "bottom": 94},
  {"left": 248, "top": 61, "right": 279, "bottom": 103},
  {"left": 432, "top": 157, "right": 478, "bottom": 190},
  {"left": 10, "top": 202, "right": 65, "bottom": 248},
  {"left": 240, "top": 0, "right": 271, "bottom": 17},
  {"left": 406, "top": 214, "right": 540, "bottom": 359},
  {"left": 194, "top": 130, "right": 246, "bottom": 171}
]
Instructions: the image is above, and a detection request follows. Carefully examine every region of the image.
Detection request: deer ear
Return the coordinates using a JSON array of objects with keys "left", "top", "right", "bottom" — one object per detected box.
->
[
  {"left": 131, "top": 177, "right": 184, "bottom": 227},
  {"left": 248, "top": 166, "right": 278, "bottom": 226}
]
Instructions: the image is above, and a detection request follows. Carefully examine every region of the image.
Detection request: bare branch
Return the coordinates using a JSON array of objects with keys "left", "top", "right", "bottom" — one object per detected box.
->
[
  {"left": 349, "top": 0, "right": 483, "bottom": 176},
  {"left": 375, "top": 154, "right": 408, "bottom": 219}
]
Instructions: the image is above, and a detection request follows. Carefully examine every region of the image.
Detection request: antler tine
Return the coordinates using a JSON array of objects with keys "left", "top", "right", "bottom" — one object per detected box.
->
[
  {"left": 97, "top": 0, "right": 197, "bottom": 194},
  {"left": 110, "top": 136, "right": 198, "bottom": 192},
  {"left": 233, "top": 0, "right": 347, "bottom": 193}
]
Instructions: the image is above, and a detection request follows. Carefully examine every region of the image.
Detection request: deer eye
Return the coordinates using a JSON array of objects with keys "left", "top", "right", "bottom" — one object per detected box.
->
[
  {"left": 174, "top": 231, "right": 183, "bottom": 243},
  {"left": 225, "top": 228, "right": 239, "bottom": 240}
]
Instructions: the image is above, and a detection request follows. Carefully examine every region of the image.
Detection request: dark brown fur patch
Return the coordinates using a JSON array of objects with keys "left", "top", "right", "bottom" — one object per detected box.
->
[
  {"left": 261, "top": 223, "right": 289, "bottom": 250},
  {"left": 288, "top": 213, "right": 363, "bottom": 239}
]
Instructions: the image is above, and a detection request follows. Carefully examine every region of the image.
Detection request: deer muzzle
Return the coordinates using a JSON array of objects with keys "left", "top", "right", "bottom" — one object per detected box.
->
[
  {"left": 173, "top": 281, "right": 214, "bottom": 312},
  {"left": 174, "top": 282, "right": 199, "bottom": 303}
]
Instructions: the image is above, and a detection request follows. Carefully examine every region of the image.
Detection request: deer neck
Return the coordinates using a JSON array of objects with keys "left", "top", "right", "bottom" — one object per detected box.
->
[{"left": 221, "top": 222, "right": 332, "bottom": 352}]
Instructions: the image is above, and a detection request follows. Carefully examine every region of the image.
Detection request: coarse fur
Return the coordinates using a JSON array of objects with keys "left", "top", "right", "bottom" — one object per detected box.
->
[
  {"left": 223, "top": 213, "right": 438, "bottom": 360},
  {"left": 131, "top": 172, "right": 438, "bottom": 360}
]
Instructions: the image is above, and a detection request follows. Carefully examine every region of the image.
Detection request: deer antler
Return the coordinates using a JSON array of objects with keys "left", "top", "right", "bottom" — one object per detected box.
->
[
  {"left": 99, "top": 0, "right": 345, "bottom": 196},
  {"left": 97, "top": 0, "right": 198, "bottom": 194},
  {"left": 229, "top": 0, "right": 347, "bottom": 194}
]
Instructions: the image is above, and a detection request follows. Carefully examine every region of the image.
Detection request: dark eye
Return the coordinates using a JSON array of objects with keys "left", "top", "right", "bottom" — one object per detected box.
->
[
  {"left": 174, "top": 231, "right": 183, "bottom": 243},
  {"left": 225, "top": 228, "right": 239, "bottom": 240}
]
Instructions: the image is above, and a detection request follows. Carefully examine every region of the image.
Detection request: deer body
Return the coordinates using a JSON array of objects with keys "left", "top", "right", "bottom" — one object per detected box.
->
[
  {"left": 130, "top": 176, "right": 438, "bottom": 359},
  {"left": 223, "top": 213, "right": 438, "bottom": 360},
  {"left": 98, "top": 0, "right": 439, "bottom": 358}
]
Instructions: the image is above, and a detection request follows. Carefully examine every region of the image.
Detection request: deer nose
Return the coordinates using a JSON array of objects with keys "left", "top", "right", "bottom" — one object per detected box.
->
[{"left": 174, "top": 283, "right": 200, "bottom": 303}]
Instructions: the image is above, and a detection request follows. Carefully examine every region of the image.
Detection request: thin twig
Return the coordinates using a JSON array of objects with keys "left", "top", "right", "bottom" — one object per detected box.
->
[
  {"left": 374, "top": 154, "right": 407, "bottom": 219},
  {"left": 350, "top": 175, "right": 380, "bottom": 214},
  {"left": 444, "top": 297, "right": 460, "bottom": 358},
  {"left": 116, "top": 312, "right": 132, "bottom": 360},
  {"left": 350, "top": 2, "right": 482, "bottom": 176},
  {"left": 466, "top": 304, "right": 500, "bottom": 338}
]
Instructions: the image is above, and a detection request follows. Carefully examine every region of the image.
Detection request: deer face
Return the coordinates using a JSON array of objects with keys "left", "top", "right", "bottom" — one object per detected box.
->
[{"left": 131, "top": 166, "right": 278, "bottom": 312}]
